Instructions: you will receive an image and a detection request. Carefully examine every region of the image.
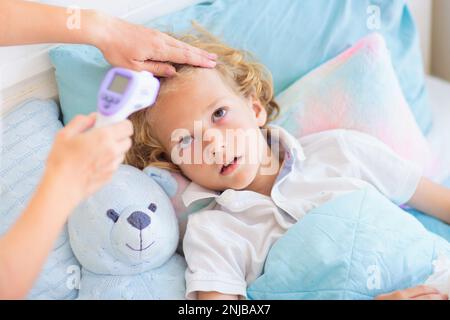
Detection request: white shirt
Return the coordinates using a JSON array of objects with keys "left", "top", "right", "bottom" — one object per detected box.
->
[{"left": 181, "top": 125, "right": 423, "bottom": 299}]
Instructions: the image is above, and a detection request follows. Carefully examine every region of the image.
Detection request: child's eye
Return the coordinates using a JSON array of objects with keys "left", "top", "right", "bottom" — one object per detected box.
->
[
  {"left": 179, "top": 135, "right": 193, "bottom": 149},
  {"left": 212, "top": 107, "right": 227, "bottom": 122}
]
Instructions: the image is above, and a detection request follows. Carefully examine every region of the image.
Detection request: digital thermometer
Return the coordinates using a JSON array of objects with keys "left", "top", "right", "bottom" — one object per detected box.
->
[{"left": 95, "top": 67, "right": 160, "bottom": 127}]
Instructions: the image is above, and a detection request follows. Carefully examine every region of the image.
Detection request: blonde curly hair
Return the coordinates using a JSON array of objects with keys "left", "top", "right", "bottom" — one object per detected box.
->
[{"left": 125, "top": 27, "right": 279, "bottom": 172}]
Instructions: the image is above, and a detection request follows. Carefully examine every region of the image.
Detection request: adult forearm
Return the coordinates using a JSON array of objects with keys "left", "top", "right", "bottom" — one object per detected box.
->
[
  {"left": 0, "top": 172, "right": 76, "bottom": 299},
  {"left": 0, "top": 0, "right": 105, "bottom": 47}
]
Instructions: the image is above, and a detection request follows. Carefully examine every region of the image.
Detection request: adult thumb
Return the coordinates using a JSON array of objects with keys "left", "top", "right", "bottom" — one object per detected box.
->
[{"left": 63, "top": 113, "right": 97, "bottom": 136}]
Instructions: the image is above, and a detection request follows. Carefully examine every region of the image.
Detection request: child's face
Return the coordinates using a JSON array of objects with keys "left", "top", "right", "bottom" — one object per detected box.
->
[{"left": 149, "top": 68, "right": 272, "bottom": 192}]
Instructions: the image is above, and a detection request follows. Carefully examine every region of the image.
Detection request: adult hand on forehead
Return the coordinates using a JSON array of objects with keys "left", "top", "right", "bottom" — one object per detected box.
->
[
  {"left": 0, "top": 1, "right": 217, "bottom": 77},
  {"left": 97, "top": 13, "right": 218, "bottom": 77}
]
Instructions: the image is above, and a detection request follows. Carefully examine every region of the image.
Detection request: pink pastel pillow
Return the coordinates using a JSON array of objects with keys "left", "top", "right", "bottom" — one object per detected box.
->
[{"left": 273, "top": 33, "right": 437, "bottom": 178}]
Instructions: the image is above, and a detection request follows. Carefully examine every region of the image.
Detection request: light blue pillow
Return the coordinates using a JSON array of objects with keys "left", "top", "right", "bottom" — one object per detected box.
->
[
  {"left": 0, "top": 99, "right": 80, "bottom": 299},
  {"left": 49, "top": 0, "right": 431, "bottom": 133},
  {"left": 247, "top": 187, "right": 450, "bottom": 300}
]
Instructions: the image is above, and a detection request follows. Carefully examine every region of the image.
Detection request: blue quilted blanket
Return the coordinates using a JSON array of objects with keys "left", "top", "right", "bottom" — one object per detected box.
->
[{"left": 247, "top": 186, "right": 450, "bottom": 299}]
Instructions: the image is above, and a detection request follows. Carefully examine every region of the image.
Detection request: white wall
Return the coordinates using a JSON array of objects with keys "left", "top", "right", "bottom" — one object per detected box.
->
[
  {"left": 407, "top": 0, "right": 433, "bottom": 74},
  {"left": 408, "top": 0, "right": 450, "bottom": 82},
  {"left": 431, "top": 0, "right": 450, "bottom": 82}
]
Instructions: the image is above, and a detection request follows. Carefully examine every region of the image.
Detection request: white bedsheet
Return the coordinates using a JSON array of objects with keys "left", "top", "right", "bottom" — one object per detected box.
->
[{"left": 426, "top": 76, "right": 450, "bottom": 183}]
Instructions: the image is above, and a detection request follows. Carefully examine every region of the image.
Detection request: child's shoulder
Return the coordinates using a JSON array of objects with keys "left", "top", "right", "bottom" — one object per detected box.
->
[
  {"left": 297, "top": 129, "right": 393, "bottom": 168},
  {"left": 299, "top": 128, "right": 384, "bottom": 150}
]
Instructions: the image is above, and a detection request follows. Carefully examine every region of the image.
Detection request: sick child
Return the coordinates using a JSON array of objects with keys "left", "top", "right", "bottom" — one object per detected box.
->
[{"left": 125, "top": 29, "right": 450, "bottom": 300}]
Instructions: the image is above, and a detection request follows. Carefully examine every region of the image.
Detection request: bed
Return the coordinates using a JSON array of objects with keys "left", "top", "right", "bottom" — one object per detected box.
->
[{"left": 1, "top": 0, "right": 450, "bottom": 300}]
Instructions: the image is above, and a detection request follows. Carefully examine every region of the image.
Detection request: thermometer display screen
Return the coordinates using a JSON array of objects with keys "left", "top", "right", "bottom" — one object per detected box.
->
[{"left": 108, "top": 74, "right": 130, "bottom": 94}]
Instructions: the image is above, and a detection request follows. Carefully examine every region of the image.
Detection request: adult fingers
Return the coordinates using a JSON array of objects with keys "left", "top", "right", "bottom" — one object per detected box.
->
[
  {"left": 63, "top": 113, "right": 97, "bottom": 136},
  {"left": 92, "top": 136, "right": 131, "bottom": 170},
  {"left": 162, "top": 44, "right": 217, "bottom": 69},
  {"left": 138, "top": 60, "right": 177, "bottom": 77},
  {"left": 402, "top": 285, "right": 440, "bottom": 298},
  {"left": 106, "top": 120, "right": 134, "bottom": 140},
  {"left": 112, "top": 153, "right": 126, "bottom": 168},
  {"left": 161, "top": 32, "right": 218, "bottom": 61},
  {"left": 116, "top": 138, "right": 132, "bottom": 154},
  {"left": 412, "top": 293, "right": 448, "bottom": 300},
  {"left": 95, "top": 153, "right": 125, "bottom": 178}
]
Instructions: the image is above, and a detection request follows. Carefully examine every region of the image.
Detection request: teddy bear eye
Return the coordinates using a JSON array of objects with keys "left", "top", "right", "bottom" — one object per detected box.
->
[
  {"left": 107, "top": 209, "right": 119, "bottom": 223},
  {"left": 148, "top": 203, "right": 157, "bottom": 212}
]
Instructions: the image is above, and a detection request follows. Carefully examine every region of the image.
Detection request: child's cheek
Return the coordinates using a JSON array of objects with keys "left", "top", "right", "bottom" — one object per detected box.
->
[{"left": 216, "top": 114, "right": 230, "bottom": 127}]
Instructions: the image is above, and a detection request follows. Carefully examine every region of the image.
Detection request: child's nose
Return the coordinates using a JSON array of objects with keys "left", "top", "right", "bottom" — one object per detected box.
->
[
  {"left": 207, "top": 134, "right": 226, "bottom": 155},
  {"left": 212, "top": 143, "right": 225, "bottom": 156},
  {"left": 127, "top": 211, "right": 151, "bottom": 230}
]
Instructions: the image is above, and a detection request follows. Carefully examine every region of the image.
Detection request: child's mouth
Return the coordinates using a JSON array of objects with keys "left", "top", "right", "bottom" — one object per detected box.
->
[{"left": 220, "top": 156, "right": 241, "bottom": 176}]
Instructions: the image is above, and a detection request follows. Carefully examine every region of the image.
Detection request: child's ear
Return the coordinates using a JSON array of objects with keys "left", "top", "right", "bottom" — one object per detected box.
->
[{"left": 249, "top": 94, "right": 267, "bottom": 127}]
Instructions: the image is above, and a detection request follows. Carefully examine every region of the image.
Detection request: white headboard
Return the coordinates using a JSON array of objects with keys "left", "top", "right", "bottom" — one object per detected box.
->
[{"left": 0, "top": 0, "right": 202, "bottom": 116}]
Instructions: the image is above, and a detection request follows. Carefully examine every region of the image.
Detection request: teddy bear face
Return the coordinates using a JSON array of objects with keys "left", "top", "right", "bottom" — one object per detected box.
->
[
  {"left": 107, "top": 203, "right": 164, "bottom": 265},
  {"left": 69, "top": 165, "right": 179, "bottom": 276}
]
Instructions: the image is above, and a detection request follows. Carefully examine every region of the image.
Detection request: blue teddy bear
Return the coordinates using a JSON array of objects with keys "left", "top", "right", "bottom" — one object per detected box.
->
[{"left": 68, "top": 165, "right": 186, "bottom": 299}]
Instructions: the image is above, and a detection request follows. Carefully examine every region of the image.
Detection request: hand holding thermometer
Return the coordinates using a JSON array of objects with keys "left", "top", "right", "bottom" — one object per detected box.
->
[{"left": 95, "top": 67, "right": 160, "bottom": 128}]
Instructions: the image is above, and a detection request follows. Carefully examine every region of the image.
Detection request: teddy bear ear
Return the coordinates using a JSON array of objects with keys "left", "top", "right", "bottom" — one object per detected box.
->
[
  {"left": 106, "top": 209, "right": 119, "bottom": 223},
  {"left": 148, "top": 203, "right": 157, "bottom": 212},
  {"left": 143, "top": 166, "right": 177, "bottom": 197}
]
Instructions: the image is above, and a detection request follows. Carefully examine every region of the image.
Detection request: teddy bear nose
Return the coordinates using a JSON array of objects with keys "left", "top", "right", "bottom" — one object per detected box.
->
[{"left": 127, "top": 211, "right": 151, "bottom": 230}]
